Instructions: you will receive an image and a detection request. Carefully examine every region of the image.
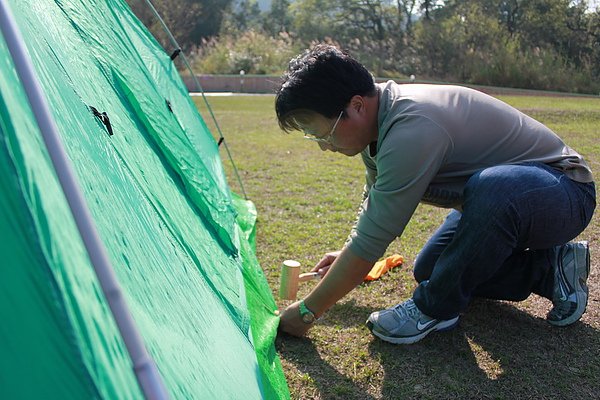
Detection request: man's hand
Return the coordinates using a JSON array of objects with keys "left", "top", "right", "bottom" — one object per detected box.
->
[
  {"left": 310, "top": 250, "right": 341, "bottom": 277},
  {"left": 279, "top": 247, "right": 374, "bottom": 337},
  {"left": 278, "top": 300, "right": 312, "bottom": 337}
]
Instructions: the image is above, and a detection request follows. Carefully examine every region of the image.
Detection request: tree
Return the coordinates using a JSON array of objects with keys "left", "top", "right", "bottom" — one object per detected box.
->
[
  {"left": 289, "top": 0, "right": 338, "bottom": 43},
  {"left": 289, "top": 0, "right": 406, "bottom": 76},
  {"left": 419, "top": 0, "right": 441, "bottom": 20},
  {"left": 126, "top": 0, "right": 599, "bottom": 92},
  {"left": 126, "top": 0, "right": 233, "bottom": 51},
  {"left": 587, "top": 8, "right": 600, "bottom": 76},
  {"left": 228, "top": 0, "right": 263, "bottom": 32},
  {"left": 263, "top": 0, "right": 293, "bottom": 35},
  {"left": 190, "top": 0, "right": 234, "bottom": 41},
  {"left": 498, "top": 0, "right": 521, "bottom": 34},
  {"left": 397, "top": 0, "right": 418, "bottom": 37},
  {"left": 127, "top": 0, "right": 203, "bottom": 51},
  {"left": 336, "top": 0, "right": 404, "bottom": 76}
]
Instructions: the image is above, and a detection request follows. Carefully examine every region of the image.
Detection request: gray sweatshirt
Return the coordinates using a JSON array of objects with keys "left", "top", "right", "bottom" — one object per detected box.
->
[{"left": 346, "top": 81, "right": 593, "bottom": 262}]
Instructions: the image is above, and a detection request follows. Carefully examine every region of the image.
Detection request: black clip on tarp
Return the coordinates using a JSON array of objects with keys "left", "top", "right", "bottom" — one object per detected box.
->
[
  {"left": 170, "top": 48, "right": 181, "bottom": 60},
  {"left": 90, "top": 106, "right": 113, "bottom": 136}
]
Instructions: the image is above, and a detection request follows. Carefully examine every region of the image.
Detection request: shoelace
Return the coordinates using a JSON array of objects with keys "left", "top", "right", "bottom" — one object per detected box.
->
[{"left": 393, "top": 299, "right": 421, "bottom": 321}]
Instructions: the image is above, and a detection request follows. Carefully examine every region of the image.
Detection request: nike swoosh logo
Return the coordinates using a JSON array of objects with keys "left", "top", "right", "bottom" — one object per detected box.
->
[
  {"left": 559, "top": 286, "right": 568, "bottom": 301},
  {"left": 557, "top": 262, "right": 570, "bottom": 301},
  {"left": 416, "top": 319, "right": 437, "bottom": 331},
  {"left": 559, "top": 279, "right": 569, "bottom": 301}
]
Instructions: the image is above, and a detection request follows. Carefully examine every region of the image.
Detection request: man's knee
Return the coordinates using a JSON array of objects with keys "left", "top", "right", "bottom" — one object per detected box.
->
[
  {"left": 413, "top": 210, "right": 461, "bottom": 283},
  {"left": 413, "top": 252, "right": 434, "bottom": 283}
]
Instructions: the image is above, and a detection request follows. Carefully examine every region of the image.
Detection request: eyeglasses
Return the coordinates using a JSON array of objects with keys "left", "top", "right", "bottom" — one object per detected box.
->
[{"left": 303, "top": 110, "right": 344, "bottom": 144}]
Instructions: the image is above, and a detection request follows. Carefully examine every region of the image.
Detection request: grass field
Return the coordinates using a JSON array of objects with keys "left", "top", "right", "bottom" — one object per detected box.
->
[{"left": 194, "top": 93, "right": 600, "bottom": 400}]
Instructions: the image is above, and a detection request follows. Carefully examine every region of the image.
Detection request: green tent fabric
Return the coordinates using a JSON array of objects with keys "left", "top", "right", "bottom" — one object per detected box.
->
[{"left": 0, "top": 0, "right": 288, "bottom": 398}]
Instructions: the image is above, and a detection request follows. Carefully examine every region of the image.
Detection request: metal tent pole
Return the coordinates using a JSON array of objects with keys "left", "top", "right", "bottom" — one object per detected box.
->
[{"left": 0, "top": 1, "right": 169, "bottom": 399}]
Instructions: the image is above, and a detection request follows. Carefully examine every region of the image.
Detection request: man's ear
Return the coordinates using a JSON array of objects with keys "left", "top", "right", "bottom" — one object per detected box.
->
[{"left": 349, "top": 95, "right": 366, "bottom": 115}]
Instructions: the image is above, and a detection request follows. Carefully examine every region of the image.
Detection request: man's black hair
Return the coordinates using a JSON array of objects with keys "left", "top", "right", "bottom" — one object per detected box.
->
[{"left": 275, "top": 44, "right": 376, "bottom": 132}]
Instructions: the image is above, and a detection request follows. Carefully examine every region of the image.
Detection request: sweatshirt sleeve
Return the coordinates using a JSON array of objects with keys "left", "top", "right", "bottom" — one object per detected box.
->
[
  {"left": 346, "top": 115, "right": 452, "bottom": 261},
  {"left": 345, "top": 150, "right": 378, "bottom": 246}
]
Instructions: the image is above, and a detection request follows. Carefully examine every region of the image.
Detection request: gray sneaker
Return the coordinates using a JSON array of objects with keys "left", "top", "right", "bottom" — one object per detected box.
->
[
  {"left": 547, "top": 241, "right": 590, "bottom": 327},
  {"left": 366, "top": 298, "right": 459, "bottom": 344}
]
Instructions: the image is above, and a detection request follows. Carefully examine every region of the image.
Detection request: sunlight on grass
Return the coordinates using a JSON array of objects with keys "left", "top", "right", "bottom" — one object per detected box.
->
[
  {"left": 498, "top": 95, "right": 600, "bottom": 112},
  {"left": 466, "top": 336, "right": 505, "bottom": 380}
]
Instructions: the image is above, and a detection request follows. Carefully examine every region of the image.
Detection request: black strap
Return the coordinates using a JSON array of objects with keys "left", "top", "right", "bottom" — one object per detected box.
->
[
  {"left": 217, "top": 137, "right": 224, "bottom": 147},
  {"left": 170, "top": 48, "right": 181, "bottom": 60},
  {"left": 90, "top": 106, "right": 113, "bottom": 136}
]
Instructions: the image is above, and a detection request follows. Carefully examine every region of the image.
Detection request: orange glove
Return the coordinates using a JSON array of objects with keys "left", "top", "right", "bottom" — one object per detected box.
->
[{"left": 364, "top": 254, "right": 404, "bottom": 281}]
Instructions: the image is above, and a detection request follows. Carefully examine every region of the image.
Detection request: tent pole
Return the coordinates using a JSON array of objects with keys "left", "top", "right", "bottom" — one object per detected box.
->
[{"left": 0, "top": 2, "right": 169, "bottom": 399}]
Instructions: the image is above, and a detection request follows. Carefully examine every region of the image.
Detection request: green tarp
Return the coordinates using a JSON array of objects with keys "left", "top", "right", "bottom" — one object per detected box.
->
[{"left": 0, "top": 0, "right": 288, "bottom": 398}]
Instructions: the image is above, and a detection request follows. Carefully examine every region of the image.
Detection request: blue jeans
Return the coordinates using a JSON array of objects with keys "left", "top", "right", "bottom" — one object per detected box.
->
[{"left": 412, "top": 163, "right": 596, "bottom": 320}]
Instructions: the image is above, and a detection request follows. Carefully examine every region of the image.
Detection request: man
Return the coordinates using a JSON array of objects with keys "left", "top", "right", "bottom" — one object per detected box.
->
[{"left": 275, "top": 44, "right": 596, "bottom": 344}]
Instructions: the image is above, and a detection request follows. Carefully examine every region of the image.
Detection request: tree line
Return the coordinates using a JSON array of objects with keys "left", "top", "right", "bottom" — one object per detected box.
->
[{"left": 126, "top": 0, "right": 600, "bottom": 94}]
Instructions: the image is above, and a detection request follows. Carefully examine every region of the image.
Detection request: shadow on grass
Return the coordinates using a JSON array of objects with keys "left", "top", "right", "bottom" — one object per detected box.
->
[
  {"left": 279, "top": 298, "right": 600, "bottom": 399},
  {"left": 276, "top": 332, "right": 378, "bottom": 400}
]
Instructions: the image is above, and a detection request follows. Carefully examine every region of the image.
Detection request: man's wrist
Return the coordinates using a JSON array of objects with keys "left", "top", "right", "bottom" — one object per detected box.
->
[
  {"left": 302, "top": 297, "right": 324, "bottom": 319},
  {"left": 299, "top": 299, "right": 317, "bottom": 324}
]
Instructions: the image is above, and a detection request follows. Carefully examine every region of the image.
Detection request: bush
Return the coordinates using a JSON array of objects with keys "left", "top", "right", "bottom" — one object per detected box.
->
[
  {"left": 467, "top": 39, "right": 600, "bottom": 94},
  {"left": 191, "top": 30, "right": 298, "bottom": 75}
]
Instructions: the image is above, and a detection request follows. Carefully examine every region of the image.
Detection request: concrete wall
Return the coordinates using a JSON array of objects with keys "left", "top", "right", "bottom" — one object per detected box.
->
[
  {"left": 184, "top": 74, "right": 281, "bottom": 94},
  {"left": 184, "top": 74, "right": 599, "bottom": 98}
]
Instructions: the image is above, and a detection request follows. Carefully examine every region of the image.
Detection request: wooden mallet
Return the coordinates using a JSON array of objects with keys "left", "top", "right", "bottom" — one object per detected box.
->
[{"left": 279, "top": 260, "right": 321, "bottom": 300}]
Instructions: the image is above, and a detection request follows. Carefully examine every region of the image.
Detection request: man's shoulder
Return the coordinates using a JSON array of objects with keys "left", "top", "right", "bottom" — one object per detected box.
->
[{"left": 378, "top": 81, "right": 489, "bottom": 103}]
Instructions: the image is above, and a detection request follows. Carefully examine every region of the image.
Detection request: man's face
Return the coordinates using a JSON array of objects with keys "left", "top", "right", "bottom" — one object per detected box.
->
[{"left": 299, "top": 109, "right": 370, "bottom": 157}]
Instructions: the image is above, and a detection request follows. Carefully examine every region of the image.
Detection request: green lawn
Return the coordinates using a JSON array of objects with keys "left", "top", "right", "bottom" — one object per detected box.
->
[{"left": 195, "top": 93, "right": 600, "bottom": 400}]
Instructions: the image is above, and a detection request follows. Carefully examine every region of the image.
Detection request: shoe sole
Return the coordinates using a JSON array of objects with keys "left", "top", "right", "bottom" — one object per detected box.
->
[
  {"left": 549, "top": 241, "right": 590, "bottom": 327},
  {"left": 366, "top": 316, "right": 459, "bottom": 344}
]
